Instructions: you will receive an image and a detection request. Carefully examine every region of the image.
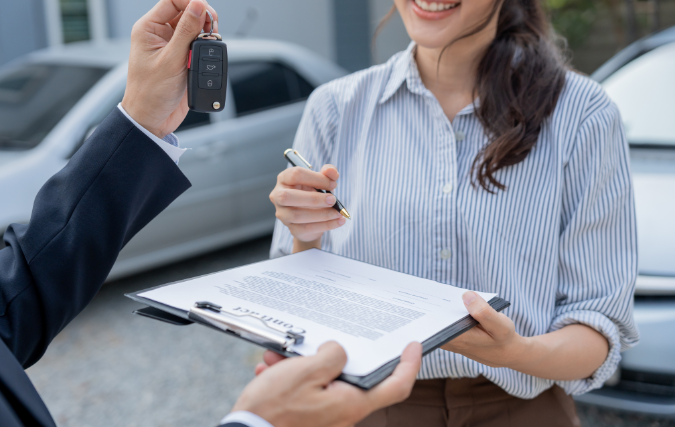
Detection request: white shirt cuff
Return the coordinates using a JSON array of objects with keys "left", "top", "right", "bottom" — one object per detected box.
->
[
  {"left": 219, "top": 411, "right": 275, "bottom": 427},
  {"left": 117, "top": 104, "right": 186, "bottom": 163}
]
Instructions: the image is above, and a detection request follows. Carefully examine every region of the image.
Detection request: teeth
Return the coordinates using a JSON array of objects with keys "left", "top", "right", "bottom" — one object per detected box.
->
[{"left": 414, "top": 0, "right": 459, "bottom": 12}]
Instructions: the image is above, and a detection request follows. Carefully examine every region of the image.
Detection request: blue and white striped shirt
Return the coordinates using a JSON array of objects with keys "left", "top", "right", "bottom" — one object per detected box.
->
[{"left": 270, "top": 43, "right": 639, "bottom": 398}]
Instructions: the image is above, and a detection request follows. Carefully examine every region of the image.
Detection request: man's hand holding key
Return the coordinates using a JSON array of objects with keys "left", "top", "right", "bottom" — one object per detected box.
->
[{"left": 121, "top": 0, "right": 218, "bottom": 139}]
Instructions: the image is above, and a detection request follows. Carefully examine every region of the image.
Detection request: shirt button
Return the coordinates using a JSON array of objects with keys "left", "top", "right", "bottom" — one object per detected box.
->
[
  {"left": 440, "top": 249, "right": 451, "bottom": 260},
  {"left": 455, "top": 131, "right": 465, "bottom": 141},
  {"left": 442, "top": 183, "right": 453, "bottom": 194}
]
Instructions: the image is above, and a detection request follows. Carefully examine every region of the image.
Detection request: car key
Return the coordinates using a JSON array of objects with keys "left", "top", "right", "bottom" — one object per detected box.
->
[{"left": 188, "top": 11, "right": 227, "bottom": 113}]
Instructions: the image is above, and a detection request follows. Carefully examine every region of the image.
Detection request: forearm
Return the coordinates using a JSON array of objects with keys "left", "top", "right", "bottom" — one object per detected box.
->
[
  {"left": 292, "top": 237, "right": 322, "bottom": 253},
  {"left": 509, "top": 324, "right": 609, "bottom": 381},
  {"left": 0, "top": 109, "right": 190, "bottom": 367}
]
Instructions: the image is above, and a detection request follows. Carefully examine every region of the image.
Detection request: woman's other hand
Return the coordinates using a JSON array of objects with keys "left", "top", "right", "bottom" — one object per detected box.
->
[
  {"left": 442, "top": 291, "right": 526, "bottom": 369},
  {"left": 442, "top": 291, "right": 609, "bottom": 381},
  {"left": 269, "top": 165, "right": 346, "bottom": 252}
]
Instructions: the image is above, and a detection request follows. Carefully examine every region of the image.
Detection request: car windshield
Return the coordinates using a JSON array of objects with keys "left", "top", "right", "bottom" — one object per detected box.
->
[
  {"left": 0, "top": 63, "right": 109, "bottom": 150},
  {"left": 603, "top": 42, "right": 675, "bottom": 147}
]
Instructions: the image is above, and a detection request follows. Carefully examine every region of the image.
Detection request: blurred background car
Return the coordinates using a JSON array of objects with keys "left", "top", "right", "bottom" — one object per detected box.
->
[
  {"left": 572, "top": 26, "right": 675, "bottom": 418},
  {"left": 0, "top": 39, "right": 345, "bottom": 279}
]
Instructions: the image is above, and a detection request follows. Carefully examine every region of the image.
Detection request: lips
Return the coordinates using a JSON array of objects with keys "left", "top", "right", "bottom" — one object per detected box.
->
[
  {"left": 413, "top": 0, "right": 460, "bottom": 12},
  {"left": 411, "top": 0, "right": 461, "bottom": 20}
]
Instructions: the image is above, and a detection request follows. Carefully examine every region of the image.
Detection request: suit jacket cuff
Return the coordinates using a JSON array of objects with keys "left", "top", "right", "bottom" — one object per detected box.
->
[{"left": 116, "top": 104, "right": 186, "bottom": 163}]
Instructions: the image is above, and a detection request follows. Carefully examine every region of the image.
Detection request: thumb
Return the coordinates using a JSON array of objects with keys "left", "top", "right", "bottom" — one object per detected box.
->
[
  {"left": 167, "top": 0, "right": 207, "bottom": 59},
  {"left": 305, "top": 341, "right": 348, "bottom": 386},
  {"left": 462, "top": 291, "right": 505, "bottom": 334}
]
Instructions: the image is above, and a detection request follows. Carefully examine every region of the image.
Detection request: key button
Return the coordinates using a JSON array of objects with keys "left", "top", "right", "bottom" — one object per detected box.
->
[
  {"left": 199, "top": 74, "right": 221, "bottom": 90},
  {"left": 199, "top": 59, "right": 222, "bottom": 75},
  {"left": 455, "top": 131, "right": 465, "bottom": 141},
  {"left": 443, "top": 183, "right": 453, "bottom": 194},
  {"left": 200, "top": 46, "right": 223, "bottom": 59},
  {"left": 440, "top": 249, "right": 452, "bottom": 260}
]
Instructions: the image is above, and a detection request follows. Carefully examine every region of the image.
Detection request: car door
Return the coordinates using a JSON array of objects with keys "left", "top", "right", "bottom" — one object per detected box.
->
[
  {"left": 112, "top": 60, "right": 316, "bottom": 277},
  {"left": 113, "top": 107, "right": 234, "bottom": 275},
  {"left": 223, "top": 60, "right": 314, "bottom": 233}
]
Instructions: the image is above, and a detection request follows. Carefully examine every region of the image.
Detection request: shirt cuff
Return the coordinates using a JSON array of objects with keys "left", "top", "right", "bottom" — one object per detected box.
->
[
  {"left": 116, "top": 104, "right": 186, "bottom": 163},
  {"left": 549, "top": 310, "right": 623, "bottom": 395},
  {"left": 219, "top": 411, "right": 275, "bottom": 427}
]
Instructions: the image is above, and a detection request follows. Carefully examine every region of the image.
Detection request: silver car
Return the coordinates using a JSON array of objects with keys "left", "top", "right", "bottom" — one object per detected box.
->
[
  {"left": 0, "top": 39, "right": 345, "bottom": 279},
  {"left": 574, "top": 27, "right": 675, "bottom": 417}
]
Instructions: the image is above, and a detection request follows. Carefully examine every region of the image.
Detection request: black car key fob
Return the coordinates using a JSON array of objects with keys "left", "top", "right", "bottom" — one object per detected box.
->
[{"left": 188, "top": 33, "right": 227, "bottom": 113}]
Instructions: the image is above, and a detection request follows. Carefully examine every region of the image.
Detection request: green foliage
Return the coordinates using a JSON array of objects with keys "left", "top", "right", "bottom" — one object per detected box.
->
[{"left": 545, "top": 0, "right": 598, "bottom": 47}]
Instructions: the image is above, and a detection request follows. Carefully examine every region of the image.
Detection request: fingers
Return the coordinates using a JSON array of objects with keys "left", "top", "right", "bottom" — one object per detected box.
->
[
  {"left": 279, "top": 206, "right": 343, "bottom": 224},
  {"left": 462, "top": 291, "right": 510, "bottom": 337},
  {"left": 165, "top": 0, "right": 208, "bottom": 60},
  {"left": 365, "top": 342, "right": 422, "bottom": 409},
  {"left": 288, "top": 218, "right": 346, "bottom": 239},
  {"left": 274, "top": 188, "right": 339, "bottom": 209},
  {"left": 263, "top": 350, "right": 286, "bottom": 367},
  {"left": 254, "top": 363, "right": 268, "bottom": 376},
  {"left": 279, "top": 167, "right": 338, "bottom": 191},
  {"left": 320, "top": 164, "right": 339, "bottom": 181},
  {"left": 144, "top": 0, "right": 213, "bottom": 26},
  {"left": 303, "top": 341, "right": 348, "bottom": 386}
]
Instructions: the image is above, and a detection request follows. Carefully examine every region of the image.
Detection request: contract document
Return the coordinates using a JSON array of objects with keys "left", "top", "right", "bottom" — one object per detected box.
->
[{"left": 128, "top": 249, "right": 509, "bottom": 389}]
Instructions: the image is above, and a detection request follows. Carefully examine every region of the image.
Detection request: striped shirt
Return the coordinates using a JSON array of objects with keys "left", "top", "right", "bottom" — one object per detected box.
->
[{"left": 270, "top": 42, "right": 639, "bottom": 398}]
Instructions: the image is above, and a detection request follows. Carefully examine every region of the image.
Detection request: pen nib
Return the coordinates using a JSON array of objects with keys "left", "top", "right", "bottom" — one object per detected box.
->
[{"left": 340, "top": 209, "right": 351, "bottom": 220}]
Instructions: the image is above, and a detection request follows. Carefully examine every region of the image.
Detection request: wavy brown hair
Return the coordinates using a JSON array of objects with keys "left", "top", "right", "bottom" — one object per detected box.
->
[{"left": 377, "top": 0, "right": 568, "bottom": 192}]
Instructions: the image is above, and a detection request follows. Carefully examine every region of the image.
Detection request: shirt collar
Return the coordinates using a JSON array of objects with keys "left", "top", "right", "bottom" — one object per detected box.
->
[
  {"left": 379, "top": 41, "right": 419, "bottom": 104},
  {"left": 378, "top": 42, "right": 478, "bottom": 116}
]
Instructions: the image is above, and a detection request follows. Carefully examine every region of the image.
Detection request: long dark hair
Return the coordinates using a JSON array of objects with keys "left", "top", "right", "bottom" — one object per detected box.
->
[{"left": 377, "top": 0, "right": 568, "bottom": 192}]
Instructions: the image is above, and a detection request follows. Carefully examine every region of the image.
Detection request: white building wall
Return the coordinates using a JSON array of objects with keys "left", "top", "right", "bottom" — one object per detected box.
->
[{"left": 107, "top": 0, "right": 336, "bottom": 61}]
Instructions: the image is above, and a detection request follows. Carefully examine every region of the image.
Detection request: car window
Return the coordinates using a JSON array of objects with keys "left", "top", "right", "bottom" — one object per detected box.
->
[
  {"left": 229, "top": 61, "right": 315, "bottom": 116},
  {"left": 0, "top": 64, "right": 109, "bottom": 151},
  {"left": 603, "top": 42, "right": 675, "bottom": 147},
  {"left": 176, "top": 110, "right": 211, "bottom": 132}
]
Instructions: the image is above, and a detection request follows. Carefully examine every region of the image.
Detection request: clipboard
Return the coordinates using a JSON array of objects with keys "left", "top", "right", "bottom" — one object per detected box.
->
[{"left": 127, "top": 285, "right": 510, "bottom": 390}]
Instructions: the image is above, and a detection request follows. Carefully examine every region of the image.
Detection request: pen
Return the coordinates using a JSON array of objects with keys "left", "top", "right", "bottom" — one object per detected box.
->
[{"left": 284, "top": 149, "right": 351, "bottom": 220}]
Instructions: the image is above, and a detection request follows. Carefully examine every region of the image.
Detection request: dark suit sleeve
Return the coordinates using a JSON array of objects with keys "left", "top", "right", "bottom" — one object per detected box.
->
[{"left": 0, "top": 108, "right": 191, "bottom": 368}]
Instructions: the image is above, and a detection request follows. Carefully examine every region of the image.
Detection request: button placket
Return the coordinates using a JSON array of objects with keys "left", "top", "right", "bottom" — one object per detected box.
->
[{"left": 432, "top": 112, "right": 458, "bottom": 284}]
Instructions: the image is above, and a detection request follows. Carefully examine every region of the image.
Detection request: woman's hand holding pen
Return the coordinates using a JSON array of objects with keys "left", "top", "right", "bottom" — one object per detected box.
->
[
  {"left": 443, "top": 292, "right": 609, "bottom": 381},
  {"left": 270, "top": 165, "right": 347, "bottom": 252}
]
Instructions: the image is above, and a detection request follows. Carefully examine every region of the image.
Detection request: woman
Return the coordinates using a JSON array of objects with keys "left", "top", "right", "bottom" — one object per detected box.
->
[{"left": 269, "top": 0, "right": 639, "bottom": 425}]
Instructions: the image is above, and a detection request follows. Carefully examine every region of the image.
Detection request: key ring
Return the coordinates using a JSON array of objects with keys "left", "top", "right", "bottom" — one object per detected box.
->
[{"left": 203, "top": 9, "right": 215, "bottom": 37}]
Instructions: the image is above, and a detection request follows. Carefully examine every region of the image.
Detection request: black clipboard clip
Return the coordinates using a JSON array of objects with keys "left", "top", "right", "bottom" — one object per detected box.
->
[{"left": 188, "top": 301, "right": 305, "bottom": 351}]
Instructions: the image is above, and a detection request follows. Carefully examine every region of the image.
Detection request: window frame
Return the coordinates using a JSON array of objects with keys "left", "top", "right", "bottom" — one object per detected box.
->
[{"left": 228, "top": 59, "right": 315, "bottom": 118}]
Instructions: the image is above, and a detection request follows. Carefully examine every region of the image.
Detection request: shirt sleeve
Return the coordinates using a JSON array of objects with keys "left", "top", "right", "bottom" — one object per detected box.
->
[
  {"left": 219, "top": 411, "right": 275, "bottom": 427},
  {"left": 116, "top": 104, "right": 186, "bottom": 163},
  {"left": 269, "top": 84, "right": 339, "bottom": 259},
  {"left": 551, "top": 90, "right": 640, "bottom": 395}
]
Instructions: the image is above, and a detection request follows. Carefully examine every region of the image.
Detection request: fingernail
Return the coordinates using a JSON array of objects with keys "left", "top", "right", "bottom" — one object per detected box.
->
[
  {"left": 338, "top": 218, "right": 346, "bottom": 226},
  {"left": 462, "top": 291, "right": 477, "bottom": 306},
  {"left": 187, "top": 0, "right": 205, "bottom": 17},
  {"left": 326, "top": 195, "right": 336, "bottom": 205}
]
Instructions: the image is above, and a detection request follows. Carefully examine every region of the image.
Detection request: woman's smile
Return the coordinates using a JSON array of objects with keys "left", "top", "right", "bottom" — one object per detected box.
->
[{"left": 412, "top": 0, "right": 461, "bottom": 20}]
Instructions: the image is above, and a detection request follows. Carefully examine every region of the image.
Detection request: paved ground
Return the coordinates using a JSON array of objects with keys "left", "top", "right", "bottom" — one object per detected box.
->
[{"left": 26, "top": 235, "right": 675, "bottom": 427}]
